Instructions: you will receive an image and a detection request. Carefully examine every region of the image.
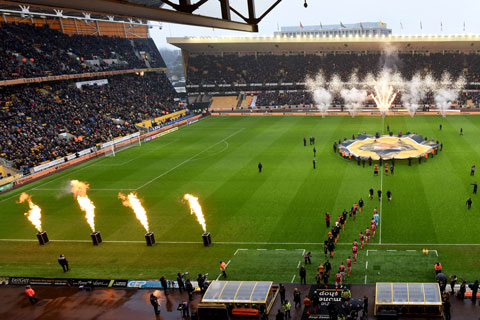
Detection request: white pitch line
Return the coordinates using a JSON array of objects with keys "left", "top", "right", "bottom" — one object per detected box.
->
[
  {"left": 275, "top": 249, "right": 286, "bottom": 251},
  {"left": 291, "top": 275, "right": 296, "bottom": 283},
  {"left": 216, "top": 274, "right": 221, "bottom": 281},
  {"left": 386, "top": 249, "right": 397, "bottom": 252},
  {"left": 364, "top": 275, "right": 367, "bottom": 284},
  {"left": 431, "top": 250, "right": 439, "bottom": 257},
  {"left": 406, "top": 250, "right": 417, "bottom": 252},
  {"left": 379, "top": 116, "right": 385, "bottom": 244},
  {"left": 225, "top": 260, "right": 231, "bottom": 267},
  {"left": 366, "top": 261, "right": 368, "bottom": 269},
  {"left": 34, "top": 188, "right": 135, "bottom": 191},
  {"left": 92, "top": 139, "right": 179, "bottom": 167},
  {"left": 0, "top": 238, "right": 478, "bottom": 246},
  {"left": 257, "top": 248, "right": 267, "bottom": 251},
  {"left": 297, "top": 260, "right": 301, "bottom": 268},
  {"left": 135, "top": 128, "right": 244, "bottom": 190},
  {"left": 233, "top": 248, "right": 249, "bottom": 255}
]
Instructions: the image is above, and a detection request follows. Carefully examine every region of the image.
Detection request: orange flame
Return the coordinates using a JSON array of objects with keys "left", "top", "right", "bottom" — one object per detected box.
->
[
  {"left": 18, "top": 192, "right": 42, "bottom": 232},
  {"left": 70, "top": 180, "right": 96, "bottom": 232},
  {"left": 183, "top": 194, "right": 206, "bottom": 232},
  {"left": 118, "top": 192, "right": 150, "bottom": 232}
]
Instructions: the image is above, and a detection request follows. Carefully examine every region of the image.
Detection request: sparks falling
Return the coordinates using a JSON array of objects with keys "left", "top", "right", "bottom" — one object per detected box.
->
[
  {"left": 118, "top": 192, "right": 150, "bottom": 232},
  {"left": 18, "top": 192, "right": 42, "bottom": 232},
  {"left": 183, "top": 194, "right": 207, "bottom": 232},
  {"left": 370, "top": 84, "right": 398, "bottom": 117},
  {"left": 70, "top": 180, "right": 96, "bottom": 232}
]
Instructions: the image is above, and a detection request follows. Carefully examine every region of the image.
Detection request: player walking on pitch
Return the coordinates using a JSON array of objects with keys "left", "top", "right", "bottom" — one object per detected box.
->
[
  {"left": 352, "top": 245, "right": 358, "bottom": 263},
  {"left": 346, "top": 257, "right": 352, "bottom": 278}
]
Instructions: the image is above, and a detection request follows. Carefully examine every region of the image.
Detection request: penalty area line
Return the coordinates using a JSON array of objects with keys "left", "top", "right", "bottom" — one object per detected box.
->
[{"left": 234, "top": 248, "right": 248, "bottom": 255}]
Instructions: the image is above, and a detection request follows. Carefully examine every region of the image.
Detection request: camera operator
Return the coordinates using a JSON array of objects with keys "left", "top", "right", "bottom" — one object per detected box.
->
[
  {"left": 177, "top": 272, "right": 188, "bottom": 293},
  {"left": 197, "top": 273, "right": 208, "bottom": 294}
]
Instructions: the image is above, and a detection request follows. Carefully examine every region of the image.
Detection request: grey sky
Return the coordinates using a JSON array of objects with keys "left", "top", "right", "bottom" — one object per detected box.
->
[{"left": 150, "top": 0, "right": 480, "bottom": 48}]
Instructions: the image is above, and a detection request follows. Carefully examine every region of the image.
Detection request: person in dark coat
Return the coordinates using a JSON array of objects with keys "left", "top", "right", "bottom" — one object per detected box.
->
[
  {"left": 58, "top": 254, "right": 69, "bottom": 272},
  {"left": 275, "top": 308, "right": 285, "bottom": 320},
  {"left": 300, "top": 266, "right": 307, "bottom": 285},
  {"left": 443, "top": 296, "right": 451, "bottom": 320},
  {"left": 160, "top": 276, "right": 168, "bottom": 295},
  {"left": 313, "top": 147, "right": 316, "bottom": 157},
  {"left": 258, "top": 162, "right": 262, "bottom": 173},
  {"left": 472, "top": 280, "right": 479, "bottom": 303},
  {"left": 197, "top": 274, "right": 206, "bottom": 294},
  {"left": 466, "top": 197, "right": 472, "bottom": 210},
  {"left": 185, "top": 279, "right": 194, "bottom": 301},
  {"left": 177, "top": 273, "right": 185, "bottom": 293},
  {"left": 458, "top": 279, "right": 466, "bottom": 299},
  {"left": 304, "top": 137, "right": 307, "bottom": 146},
  {"left": 313, "top": 159, "right": 316, "bottom": 169},
  {"left": 472, "top": 183, "right": 477, "bottom": 194},
  {"left": 279, "top": 284, "right": 286, "bottom": 304},
  {"left": 150, "top": 293, "right": 160, "bottom": 315},
  {"left": 293, "top": 288, "right": 301, "bottom": 308},
  {"left": 362, "top": 296, "right": 368, "bottom": 319}
]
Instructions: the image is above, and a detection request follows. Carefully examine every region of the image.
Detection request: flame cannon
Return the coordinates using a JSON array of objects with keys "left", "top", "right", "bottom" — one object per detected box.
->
[
  {"left": 184, "top": 194, "right": 211, "bottom": 246},
  {"left": 70, "top": 180, "right": 102, "bottom": 245},
  {"left": 119, "top": 192, "right": 154, "bottom": 246},
  {"left": 18, "top": 193, "right": 49, "bottom": 245}
]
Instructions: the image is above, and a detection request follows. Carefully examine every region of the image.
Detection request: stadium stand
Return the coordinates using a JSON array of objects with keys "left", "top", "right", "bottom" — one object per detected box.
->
[
  {"left": 186, "top": 53, "right": 480, "bottom": 85},
  {"left": 209, "top": 96, "right": 238, "bottom": 110},
  {"left": 0, "top": 22, "right": 165, "bottom": 80},
  {"left": 0, "top": 72, "right": 179, "bottom": 172},
  {"left": 182, "top": 52, "right": 480, "bottom": 108}
]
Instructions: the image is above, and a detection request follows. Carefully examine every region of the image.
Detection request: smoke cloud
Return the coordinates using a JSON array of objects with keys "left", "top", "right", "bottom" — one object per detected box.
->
[{"left": 341, "top": 88, "right": 368, "bottom": 117}]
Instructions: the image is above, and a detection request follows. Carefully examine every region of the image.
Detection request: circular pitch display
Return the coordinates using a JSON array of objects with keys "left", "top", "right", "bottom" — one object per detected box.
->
[{"left": 338, "top": 134, "right": 439, "bottom": 160}]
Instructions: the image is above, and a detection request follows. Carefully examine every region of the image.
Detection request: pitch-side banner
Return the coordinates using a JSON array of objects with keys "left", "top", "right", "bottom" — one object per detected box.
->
[
  {"left": 100, "top": 132, "right": 140, "bottom": 149},
  {"left": 7, "top": 276, "right": 127, "bottom": 288}
]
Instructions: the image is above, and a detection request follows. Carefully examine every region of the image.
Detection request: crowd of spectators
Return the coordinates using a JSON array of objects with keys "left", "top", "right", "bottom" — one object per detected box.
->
[
  {"left": 0, "top": 22, "right": 165, "bottom": 80},
  {"left": 0, "top": 72, "right": 178, "bottom": 171},
  {"left": 187, "top": 52, "right": 480, "bottom": 85}
]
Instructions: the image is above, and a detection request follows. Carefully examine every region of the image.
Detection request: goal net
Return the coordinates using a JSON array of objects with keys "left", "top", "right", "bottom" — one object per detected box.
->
[{"left": 104, "top": 135, "right": 141, "bottom": 157}]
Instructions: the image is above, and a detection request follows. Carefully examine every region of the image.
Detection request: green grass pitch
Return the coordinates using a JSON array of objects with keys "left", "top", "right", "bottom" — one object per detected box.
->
[{"left": 0, "top": 115, "right": 479, "bottom": 283}]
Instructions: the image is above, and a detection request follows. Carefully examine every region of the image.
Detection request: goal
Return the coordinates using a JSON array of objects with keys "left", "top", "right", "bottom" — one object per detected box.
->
[{"left": 104, "top": 135, "right": 141, "bottom": 157}]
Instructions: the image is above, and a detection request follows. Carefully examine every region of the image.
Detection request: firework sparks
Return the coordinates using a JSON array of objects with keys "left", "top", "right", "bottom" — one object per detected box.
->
[
  {"left": 18, "top": 192, "right": 42, "bottom": 232},
  {"left": 70, "top": 180, "right": 96, "bottom": 232},
  {"left": 118, "top": 192, "right": 150, "bottom": 232},
  {"left": 370, "top": 84, "right": 398, "bottom": 117},
  {"left": 183, "top": 194, "right": 207, "bottom": 232}
]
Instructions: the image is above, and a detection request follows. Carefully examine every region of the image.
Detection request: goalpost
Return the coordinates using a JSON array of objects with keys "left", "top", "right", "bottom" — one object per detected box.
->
[{"left": 103, "top": 134, "right": 141, "bottom": 157}]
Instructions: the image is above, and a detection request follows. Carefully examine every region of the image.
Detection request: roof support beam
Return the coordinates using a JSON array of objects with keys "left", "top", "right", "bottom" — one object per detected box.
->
[{"left": 2, "top": 0, "right": 259, "bottom": 31}]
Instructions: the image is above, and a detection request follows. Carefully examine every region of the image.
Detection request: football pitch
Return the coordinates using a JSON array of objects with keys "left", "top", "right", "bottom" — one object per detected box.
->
[{"left": 0, "top": 115, "right": 479, "bottom": 283}]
